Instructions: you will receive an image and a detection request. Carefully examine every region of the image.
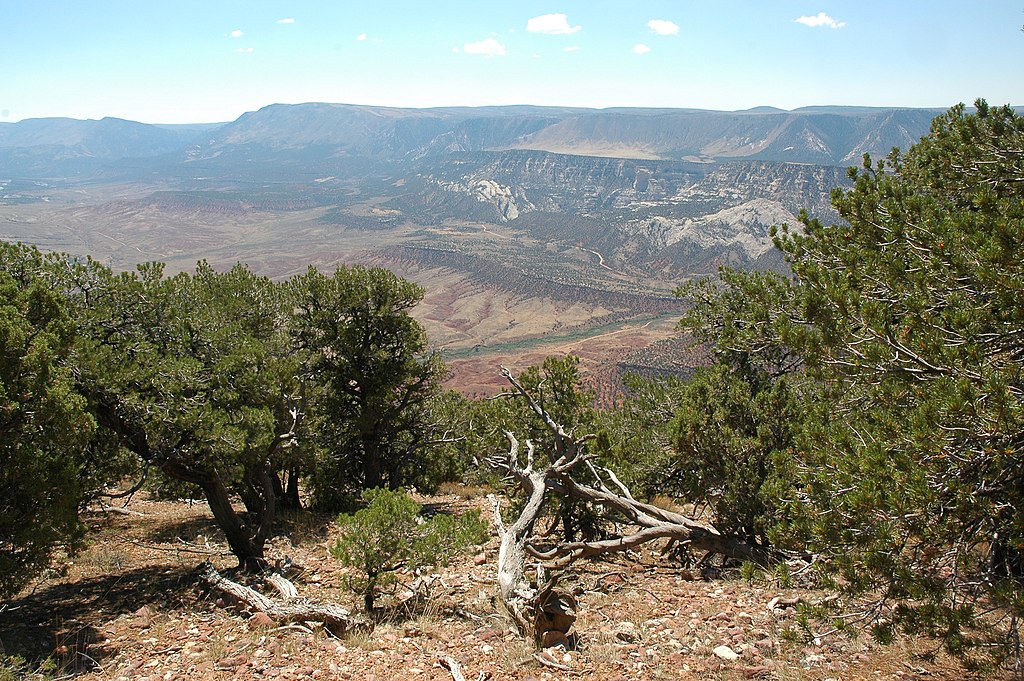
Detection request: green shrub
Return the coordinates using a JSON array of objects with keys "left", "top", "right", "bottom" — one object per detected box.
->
[
  {"left": 632, "top": 364, "right": 799, "bottom": 547},
  {"left": 330, "top": 488, "right": 488, "bottom": 613}
]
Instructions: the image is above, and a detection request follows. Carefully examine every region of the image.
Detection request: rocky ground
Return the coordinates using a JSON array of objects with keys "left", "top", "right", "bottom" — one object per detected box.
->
[{"left": 0, "top": 489, "right": 988, "bottom": 680}]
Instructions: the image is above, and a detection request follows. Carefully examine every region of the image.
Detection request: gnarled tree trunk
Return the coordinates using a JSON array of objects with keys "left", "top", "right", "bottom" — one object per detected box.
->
[{"left": 488, "top": 367, "right": 776, "bottom": 645}]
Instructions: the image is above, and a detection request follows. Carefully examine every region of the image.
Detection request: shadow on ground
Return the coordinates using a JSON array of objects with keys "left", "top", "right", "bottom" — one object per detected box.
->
[
  {"left": 145, "top": 513, "right": 223, "bottom": 544},
  {"left": 0, "top": 564, "right": 196, "bottom": 674}
]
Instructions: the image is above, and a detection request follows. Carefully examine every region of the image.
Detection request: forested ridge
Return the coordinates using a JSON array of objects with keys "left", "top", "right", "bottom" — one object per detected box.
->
[{"left": 2, "top": 101, "right": 1022, "bottom": 678}]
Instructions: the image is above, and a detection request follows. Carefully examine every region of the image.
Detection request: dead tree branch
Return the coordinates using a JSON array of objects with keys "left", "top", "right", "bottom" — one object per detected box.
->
[
  {"left": 199, "top": 562, "right": 365, "bottom": 635},
  {"left": 487, "top": 366, "right": 777, "bottom": 644}
]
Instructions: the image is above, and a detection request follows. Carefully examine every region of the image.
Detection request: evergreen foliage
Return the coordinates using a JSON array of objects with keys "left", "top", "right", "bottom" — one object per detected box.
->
[
  {"left": 330, "top": 487, "right": 488, "bottom": 613},
  {"left": 69, "top": 260, "right": 305, "bottom": 568},
  {"left": 779, "top": 100, "right": 1024, "bottom": 660},
  {"left": 0, "top": 247, "right": 454, "bottom": 576},
  {"left": 680, "top": 100, "right": 1024, "bottom": 663},
  {"left": 0, "top": 244, "right": 94, "bottom": 596},
  {"left": 662, "top": 365, "right": 798, "bottom": 545},
  {"left": 290, "top": 265, "right": 447, "bottom": 507}
]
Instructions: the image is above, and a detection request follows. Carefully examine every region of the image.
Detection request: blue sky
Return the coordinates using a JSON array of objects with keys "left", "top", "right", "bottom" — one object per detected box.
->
[{"left": 2, "top": 1, "right": 1022, "bottom": 124}]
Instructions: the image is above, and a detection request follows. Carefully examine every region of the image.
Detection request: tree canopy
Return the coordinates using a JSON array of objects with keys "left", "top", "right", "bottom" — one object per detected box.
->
[
  {"left": 0, "top": 248, "right": 454, "bottom": 573},
  {"left": 0, "top": 245, "right": 94, "bottom": 597},
  {"left": 291, "top": 265, "right": 446, "bottom": 504},
  {"left": 678, "top": 100, "right": 1024, "bottom": 661}
]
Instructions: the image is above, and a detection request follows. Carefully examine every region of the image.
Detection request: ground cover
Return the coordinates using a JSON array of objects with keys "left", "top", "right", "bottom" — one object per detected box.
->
[{"left": 1, "top": 490, "right": 975, "bottom": 681}]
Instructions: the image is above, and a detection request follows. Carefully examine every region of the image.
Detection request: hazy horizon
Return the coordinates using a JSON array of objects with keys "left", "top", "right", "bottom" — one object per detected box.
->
[
  {"left": 0, "top": 100, "right": 974, "bottom": 128},
  {"left": 3, "top": 2, "right": 1022, "bottom": 125}
]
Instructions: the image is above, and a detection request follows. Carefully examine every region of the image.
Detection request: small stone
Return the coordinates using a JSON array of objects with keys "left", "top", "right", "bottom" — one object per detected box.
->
[
  {"left": 473, "top": 552, "right": 487, "bottom": 565},
  {"left": 475, "top": 625, "right": 504, "bottom": 641},
  {"left": 803, "top": 653, "right": 826, "bottom": 666},
  {"left": 248, "top": 612, "right": 275, "bottom": 630},
  {"left": 713, "top": 644, "right": 740, "bottom": 661},
  {"left": 742, "top": 665, "right": 772, "bottom": 678},
  {"left": 217, "top": 655, "right": 247, "bottom": 668},
  {"left": 614, "top": 621, "right": 639, "bottom": 643},
  {"left": 135, "top": 605, "right": 155, "bottom": 627}
]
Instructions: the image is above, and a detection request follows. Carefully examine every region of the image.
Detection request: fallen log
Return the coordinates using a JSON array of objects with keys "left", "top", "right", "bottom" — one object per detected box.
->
[{"left": 199, "top": 562, "right": 364, "bottom": 635}]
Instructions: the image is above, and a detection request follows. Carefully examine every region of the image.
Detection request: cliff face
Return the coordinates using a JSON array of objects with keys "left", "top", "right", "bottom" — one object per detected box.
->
[
  {"left": 407, "top": 150, "right": 847, "bottom": 275},
  {"left": 498, "top": 107, "right": 940, "bottom": 163}
]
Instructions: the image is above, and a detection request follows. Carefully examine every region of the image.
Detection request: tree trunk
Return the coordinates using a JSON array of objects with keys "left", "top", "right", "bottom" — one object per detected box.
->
[
  {"left": 271, "top": 470, "right": 285, "bottom": 506},
  {"left": 364, "top": 588, "right": 375, "bottom": 614},
  {"left": 283, "top": 466, "right": 301, "bottom": 509},
  {"left": 363, "top": 440, "right": 384, "bottom": 489},
  {"left": 85, "top": 378, "right": 294, "bottom": 572},
  {"left": 200, "top": 475, "right": 267, "bottom": 571},
  {"left": 486, "top": 366, "right": 777, "bottom": 645},
  {"left": 492, "top": 465, "right": 549, "bottom": 635}
]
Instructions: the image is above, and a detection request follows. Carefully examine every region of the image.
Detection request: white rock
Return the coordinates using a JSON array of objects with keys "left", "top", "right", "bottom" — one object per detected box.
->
[{"left": 713, "top": 644, "right": 740, "bottom": 661}]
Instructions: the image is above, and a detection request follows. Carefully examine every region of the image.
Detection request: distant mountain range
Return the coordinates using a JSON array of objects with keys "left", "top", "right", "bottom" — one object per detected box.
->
[
  {"left": 0, "top": 117, "right": 218, "bottom": 177},
  {"left": 0, "top": 103, "right": 944, "bottom": 178},
  {"left": 0, "top": 102, "right": 951, "bottom": 280},
  {"left": 0, "top": 102, "right": 956, "bottom": 388}
]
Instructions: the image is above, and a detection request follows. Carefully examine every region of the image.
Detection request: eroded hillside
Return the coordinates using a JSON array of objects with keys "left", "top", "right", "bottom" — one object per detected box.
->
[{"left": 0, "top": 102, "right": 931, "bottom": 389}]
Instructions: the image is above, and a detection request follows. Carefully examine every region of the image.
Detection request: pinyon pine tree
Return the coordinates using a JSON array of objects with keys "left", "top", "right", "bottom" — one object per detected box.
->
[{"left": 677, "top": 100, "right": 1024, "bottom": 671}]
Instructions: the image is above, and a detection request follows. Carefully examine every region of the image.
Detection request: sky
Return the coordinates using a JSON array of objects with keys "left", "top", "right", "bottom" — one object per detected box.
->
[{"left": 2, "top": 1, "right": 1022, "bottom": 124}]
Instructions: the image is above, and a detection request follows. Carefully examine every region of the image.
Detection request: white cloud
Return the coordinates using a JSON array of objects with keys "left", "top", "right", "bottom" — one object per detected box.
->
[
  {"left": 633, "top": 43, "right": 651, "bottom": 55},
  {"left": 356, "top": 33, "right": 367, "bottom": 41},
  {"left": 564, "top": 46, "right": 580, "bottom": 52},
  {"left": 463, "top": 37, "right": 506, "bottom": 56},
  {"left": 276, "top": 18, "right": 295, "bottom": 24},
  {"left": 526, "top": 13, "right": 581, "bottom": 35},
  {"left": 648, "top": 19, "right": 679, "bottom": 36},
  {"left": 236, "top": 47, "right": 254, "bottom": 53},
  {"left": 231, "top": 29, "right": 243, "bottom": 38},
  {"left": 795, "top": 12, "right": 846, "bottom": 29}
]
